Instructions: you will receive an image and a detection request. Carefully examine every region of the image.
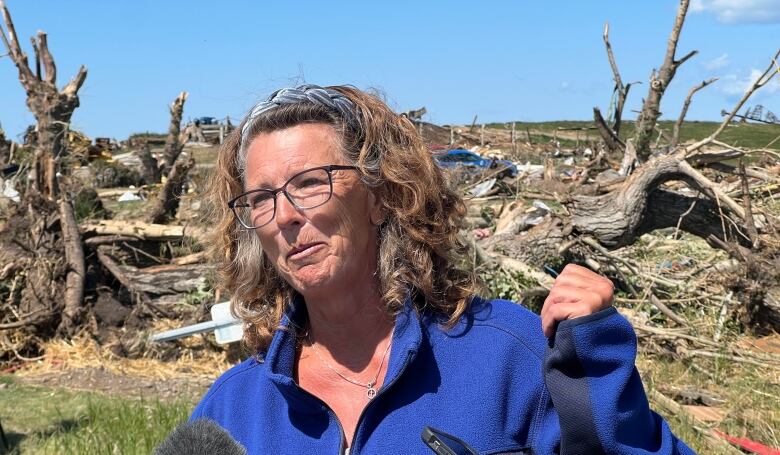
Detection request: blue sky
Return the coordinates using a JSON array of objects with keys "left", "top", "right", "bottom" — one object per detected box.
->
[{"left": 1, "top": 0, "right": 779, "bottom": 140}]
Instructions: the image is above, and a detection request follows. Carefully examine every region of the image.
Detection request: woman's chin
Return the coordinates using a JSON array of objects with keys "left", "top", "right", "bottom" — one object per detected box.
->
[{"left": 287, "top": 267, "right": 334, "bottom": 296}]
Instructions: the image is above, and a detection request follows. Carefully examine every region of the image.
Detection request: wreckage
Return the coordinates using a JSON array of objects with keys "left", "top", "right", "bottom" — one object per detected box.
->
[{"left": 0, "top": 0, "right": 779, "bottom": 398}]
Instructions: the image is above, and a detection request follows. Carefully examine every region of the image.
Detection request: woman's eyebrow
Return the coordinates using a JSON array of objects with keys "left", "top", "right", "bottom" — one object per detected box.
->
[{"left": 246, "top": 175, "right": 277, "bottom": 191}]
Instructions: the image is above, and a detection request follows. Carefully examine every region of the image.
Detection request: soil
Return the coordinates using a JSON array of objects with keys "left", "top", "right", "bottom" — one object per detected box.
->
[{"left": 13, "top": 366, "right": 212, "bottom": 400}]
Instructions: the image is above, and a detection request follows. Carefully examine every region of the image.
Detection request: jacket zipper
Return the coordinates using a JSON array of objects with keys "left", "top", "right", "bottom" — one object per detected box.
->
[
  {"left": 292, "top": 350, "right": 414, "bottom": 454},
  {"left": 291, "top": 389, "right": 348, "bottom": 454},
  {"left": 346, "top": 351, "right": 414, "bottom": 454}
]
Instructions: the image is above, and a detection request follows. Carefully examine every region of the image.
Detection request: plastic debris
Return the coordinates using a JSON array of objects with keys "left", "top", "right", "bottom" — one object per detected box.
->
[
  {"left": 472, "top": 228, "right": 491, "bottom": 239},
  {"left": 532, "top": 200, "right": 551, "bottom": 212},
  {"left": 2, "top": 180, "right": 20, "bottom": 202},
  {"left": 117, "top": 191, "right": 142, "bottom": 202},
  {"left": 469, "top": 178, "right": 497, "bottom": 197}
]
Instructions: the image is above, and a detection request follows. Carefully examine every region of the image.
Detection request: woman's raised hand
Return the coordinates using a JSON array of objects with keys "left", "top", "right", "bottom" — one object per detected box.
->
[{"left": 540, "top": 264, "right": 615, "bottom": 337}]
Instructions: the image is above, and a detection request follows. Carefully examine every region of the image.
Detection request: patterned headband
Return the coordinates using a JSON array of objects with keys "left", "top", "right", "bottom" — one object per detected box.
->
[{"left": 240, "top": 84, "right": 358, "bottom": 143}]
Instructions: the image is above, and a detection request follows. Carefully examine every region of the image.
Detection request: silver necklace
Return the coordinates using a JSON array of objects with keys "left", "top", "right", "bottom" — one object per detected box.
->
[{"left": 306, "top": 332, "right": 392, "bottom": 400}]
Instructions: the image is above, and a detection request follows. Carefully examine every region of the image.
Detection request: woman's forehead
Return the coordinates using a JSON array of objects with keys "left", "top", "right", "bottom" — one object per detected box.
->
[{"left": 243, "top": 124, "right": 344, "bottom": 188}]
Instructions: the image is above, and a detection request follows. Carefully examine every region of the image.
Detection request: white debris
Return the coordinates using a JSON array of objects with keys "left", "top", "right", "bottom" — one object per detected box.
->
[
  {"left": 563, "top": 157, "right": 574, "bottom": 166},
  {"left": 117, "top": 191, "right": 142, "bottom": 202},
  {"left": 469, "top": 178, "right": 497, "bottom": 197},
  {"left": 532, "top": 200, "right": 551, "bottom": 212},
  {"left": 518, "top": 161, "right": 544, "bottom": 178},
  {"left": 2, "top": 180, "right": 20, "bottom": 202}
]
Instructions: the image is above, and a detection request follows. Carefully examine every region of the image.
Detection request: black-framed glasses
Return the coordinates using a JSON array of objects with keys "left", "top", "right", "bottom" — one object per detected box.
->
[{"left": 228, "top": 164, "right": 359, "bottom": 229}]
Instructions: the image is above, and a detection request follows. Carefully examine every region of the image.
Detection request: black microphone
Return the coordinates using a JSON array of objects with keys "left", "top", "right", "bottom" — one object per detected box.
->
[{"left": 154, "top": 419, "right": 247, "bottom": 455}]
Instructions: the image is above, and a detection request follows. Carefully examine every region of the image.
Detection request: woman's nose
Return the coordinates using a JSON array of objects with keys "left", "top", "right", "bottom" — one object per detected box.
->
[{"left": 273, "top": 192, "right": 304, "bottom": 228}]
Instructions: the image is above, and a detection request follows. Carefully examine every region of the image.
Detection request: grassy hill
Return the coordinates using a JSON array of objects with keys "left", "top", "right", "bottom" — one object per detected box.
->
[{"left": 486, "top": 120, "right": 780, "bottom": 150}]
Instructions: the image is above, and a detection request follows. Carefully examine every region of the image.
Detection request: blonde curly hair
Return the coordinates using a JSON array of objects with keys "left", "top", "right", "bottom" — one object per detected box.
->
[{"left": 207, "top": 85, "right": 476, "bottom": 353}]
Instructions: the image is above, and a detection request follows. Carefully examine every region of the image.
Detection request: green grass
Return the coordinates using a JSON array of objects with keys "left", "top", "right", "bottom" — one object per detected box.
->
[
  {"left": 0, "top": 375, "right": 194, "bottom": 454},
  {"left": 99, "top": 198, "right": 148, "bottom": 221},
  {"left": 486, "top": 120, "right": 780, "bottom": 150},
  {"left": 638, "top": 353, "right": 780, "bottom": 454}
]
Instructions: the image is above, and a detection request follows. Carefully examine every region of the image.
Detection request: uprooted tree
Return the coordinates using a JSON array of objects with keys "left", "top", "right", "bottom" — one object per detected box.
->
[
  {"left": 0, "top": 0, "right": 89, "bottom": 338},
  {"left": 0, "top": 0, "right": 196, "bottom": 360},
  {"left": 486, "top": 0, "right": 780, "bottom": 333}
]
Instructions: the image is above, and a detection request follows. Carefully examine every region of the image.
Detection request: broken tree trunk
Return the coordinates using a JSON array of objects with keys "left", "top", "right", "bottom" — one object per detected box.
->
[
  {"left": 136, "top": 142, "right": 161, "bottom": 184},
  {"left": 58, "top": 198, "right": 85, "bottom": 335},
  {"left": 0, "top": 0, "right": 87, "bottom": 199},
  {"left": 160, "top": 91, "right": 188, "bottom": 178},
  {"left": 570, "top": 150, "right": 750, "bottom": 249},
  {"left": 593, "top": 107, "right": 625, "bottom": 154},
  {"left": 148, "top": 152, "right": 195, "bottom": 224},
  {"left": 0, "top": 123, "right": 10, "bottom": 165},
  {"left": 601, "top": 22, "right": 632, "bottom": 138},
  {"left": 633, "top": 0, "right": 696, "bottom": 162}
]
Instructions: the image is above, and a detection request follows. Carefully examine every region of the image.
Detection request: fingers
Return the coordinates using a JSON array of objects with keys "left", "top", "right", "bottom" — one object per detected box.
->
[
  {"left": 541, "top": 300, "right": 592, "bottom": 337},
  {"left": 551, "top": 272, "right": 614, "bottom": 305},
  {"left": 559, "top": 264, "right": 614, "bottom": 289},
  {"left": 541, "top": 285, "right": 603, "bottom": 337},
  {"left": 540, "top": 264, "right": 616, "bottom": 337}
]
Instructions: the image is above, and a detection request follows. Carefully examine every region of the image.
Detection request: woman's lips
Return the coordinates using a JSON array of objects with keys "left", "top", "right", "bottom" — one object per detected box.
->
[{"left": 287, "top": 243, "right": 325, "bottom": 260}]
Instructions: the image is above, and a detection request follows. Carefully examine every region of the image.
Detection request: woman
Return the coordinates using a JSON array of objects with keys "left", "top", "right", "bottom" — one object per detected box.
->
[{"left": 192, "top": 84, "right": 694, "bottom": 454}]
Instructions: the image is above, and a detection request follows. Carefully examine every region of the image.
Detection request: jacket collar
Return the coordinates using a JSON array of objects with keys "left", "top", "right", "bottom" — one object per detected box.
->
[{"left": 263, "top": 295, "right": 423, "bottom": 412}]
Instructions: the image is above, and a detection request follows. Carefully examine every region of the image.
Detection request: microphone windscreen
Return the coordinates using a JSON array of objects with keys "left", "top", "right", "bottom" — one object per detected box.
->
[{"left": 154, "top": 419, "right": 247, "bottom": 455}]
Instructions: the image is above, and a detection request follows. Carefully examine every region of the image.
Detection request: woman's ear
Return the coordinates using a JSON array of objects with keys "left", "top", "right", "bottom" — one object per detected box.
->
[{"left": 368, "top": 190, "right": 384, "bottom": 226}]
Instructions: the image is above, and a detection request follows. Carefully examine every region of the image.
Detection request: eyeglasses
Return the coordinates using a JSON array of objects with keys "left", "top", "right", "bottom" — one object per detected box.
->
[{"left": 228, "top": 164, "right": 359, "bottom": 229}]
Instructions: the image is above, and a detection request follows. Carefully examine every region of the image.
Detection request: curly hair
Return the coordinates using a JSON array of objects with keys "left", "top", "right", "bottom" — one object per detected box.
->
[{"left": 206, "top": 85, "right": 477, "bottom": 353}]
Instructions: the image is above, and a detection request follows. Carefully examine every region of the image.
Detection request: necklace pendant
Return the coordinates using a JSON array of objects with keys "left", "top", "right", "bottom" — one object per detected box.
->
[{"left": 366, "top": 386, "right": 377, "bottom": 400}]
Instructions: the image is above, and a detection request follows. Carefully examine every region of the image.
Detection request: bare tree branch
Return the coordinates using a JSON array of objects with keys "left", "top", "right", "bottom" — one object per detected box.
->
[
  {"left": 684, "top": 48, "right": 780, "bottom": 156},
  {"left": 0, "top": 0, "right": 34, "bottom": 89},
  {"left": 602, "top": 22, "right": 632, "bottom": 135},
  {"left": 593, "top": 107, "right": 625, "bottom": 153},
  {"left": 29, "top": 35, "right": 39, "bottom": 79},
  {"left": 675, "top": 49, "right": 698, "bottom": 66},
  {"left": 678, "top": 159, "right": 747, "bottom": 221},
  {"left": 672, "top": 77, "right": 718, "bottom": 146},
  {"left": 634, "top": 0, "right": 695, "bottom": 161},
  {"left": 62, "top": 64, "right": 87, "bottom": 96},
  {"left": 37, "top": 30, "right": 56, "bottom": 84},
  {"left": 739, "top": 160, "right": 759, "bottom": 246}
]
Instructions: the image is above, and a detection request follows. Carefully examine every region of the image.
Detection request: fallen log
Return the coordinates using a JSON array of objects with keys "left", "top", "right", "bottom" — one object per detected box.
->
[
  {"left": 122, "top": 263, "right": 211, "bottom": 295},
  {"left": 80, "top": 220, "right": 204, "bottom": 242}
]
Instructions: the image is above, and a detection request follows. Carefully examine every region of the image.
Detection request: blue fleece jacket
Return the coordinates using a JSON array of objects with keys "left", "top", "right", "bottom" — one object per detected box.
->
[{"left": 191, "top": 298, "right": 695, "bottom": 454}]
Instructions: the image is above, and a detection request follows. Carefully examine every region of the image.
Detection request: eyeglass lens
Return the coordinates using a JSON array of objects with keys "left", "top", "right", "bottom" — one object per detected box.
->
[{"left": 233, "top": 167, "right": 333, "bottom": 228}]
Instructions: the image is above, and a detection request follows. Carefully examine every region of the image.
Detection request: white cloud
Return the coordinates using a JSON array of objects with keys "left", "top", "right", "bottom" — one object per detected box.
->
[
  {"left": 718, "top": 68, "right": 780, "bottom": 97},
  {"left": 703, "top": 53, "right": 730, "bottom": 71},
  {"left": 691, "top": 0, "right": 780, "bottom": 23}
]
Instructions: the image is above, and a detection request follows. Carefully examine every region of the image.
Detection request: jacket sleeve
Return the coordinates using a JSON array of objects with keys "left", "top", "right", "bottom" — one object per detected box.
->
[{"left": 538, "top": 307, "right": 696, "bottom": 455}]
